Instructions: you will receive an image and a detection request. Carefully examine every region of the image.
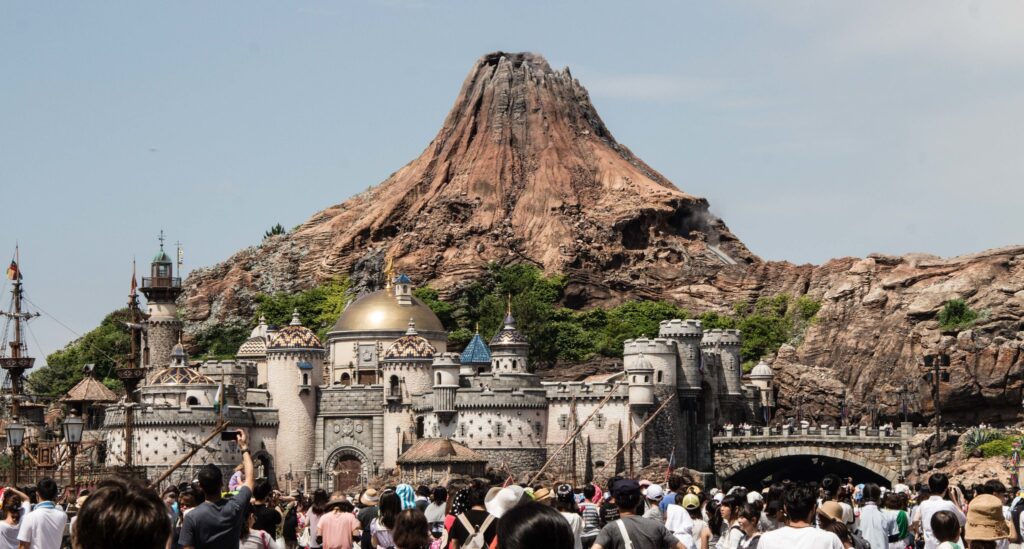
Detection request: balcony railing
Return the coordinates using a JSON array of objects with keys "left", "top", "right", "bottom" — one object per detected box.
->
[{"left": 141, "top": 277, "right": 182, "bottom": 289}]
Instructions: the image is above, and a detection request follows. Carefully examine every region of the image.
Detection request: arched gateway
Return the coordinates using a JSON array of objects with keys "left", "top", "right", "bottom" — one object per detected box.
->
[
  {"left": 712, "top": 425, "right": 912, "bottom": 488},
  {"left": 325, "top": 446, "right": 374, "bottom": 492}
]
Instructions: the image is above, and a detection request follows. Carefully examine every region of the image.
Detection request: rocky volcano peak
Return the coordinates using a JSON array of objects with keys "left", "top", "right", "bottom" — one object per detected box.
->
[{"left": 183, "top": 52, "right": 755, "bottom": 325}]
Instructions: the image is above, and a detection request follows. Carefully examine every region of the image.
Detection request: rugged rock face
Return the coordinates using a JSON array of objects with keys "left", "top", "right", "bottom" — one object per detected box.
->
[{"left": 182, "top": 52, "right": 1024, "bottom": 423}]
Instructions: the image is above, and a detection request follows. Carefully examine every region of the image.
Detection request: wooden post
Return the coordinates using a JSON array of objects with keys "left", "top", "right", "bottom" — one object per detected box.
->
[
  {"left": 148, "top": 421, "right": 229, "bottom": 490},
  {"left": 529, "top": 381, "right": 622, "bottom": 486},
  {"left": 598, "top": 395, "right": 676, "bottom": 475}
]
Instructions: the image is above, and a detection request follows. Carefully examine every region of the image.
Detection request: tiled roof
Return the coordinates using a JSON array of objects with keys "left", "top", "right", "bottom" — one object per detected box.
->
[
  {"left": 460, "top": 333, "right": 492, "bottom": 364},
  {"left": 384, "top": 334, "right": 436, "bottom": 360},
  {"left": 268, "top": 326, "right": 322, "bottom": 349},
  {"left": 490, "top": 313, "right": 528, "bottom": 346},
  {"left": 63, "top": 376, "right": 118, "bottom": 402},
  {"left": 395, "top": 273, "right": 412, "bottom": 284},
  {"left": 397, "top": 438, "right": 488, "bottom": 464},
  {"left": 236, "top": 336, "right": 267, "bottom": 358}
]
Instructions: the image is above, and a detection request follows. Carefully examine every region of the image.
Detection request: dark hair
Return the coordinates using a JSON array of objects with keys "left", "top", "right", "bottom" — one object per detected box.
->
[
  {"left": 2, "top": 491, "right": 23, "bottom": 525},
  {"left": 416, "top": 485, "right": 431, "bottom": 498},
  {"left": 431, "top": 487, "right": 448, "bottom": 504},
  {"left": 254, "top": 481, "right": 273, "bottom": 501},
  {"left": 862, "top": 483, "right": 881, "bottom": 504},
  {"left": 310, "top": 489, "right": 328, "bottom": 516},
  {"left": 783, "top": 483, "right": 818, "bottom": 522},
  {"left": 73, "top": 478, "right": 171, "bottom": 549},
  {"left": 197, "top": 464, "right": 223, "bottom": 499},
  {"left": 985, "top": 479, "right": 1007, "bottom": 496},
  {"left": 931, "top": 510, "right": 960, "bottom": 543},
  {"left": 379, "top": 491, "right": 402, "bottom": 530},
  {"left": 241, "top": 505, "right": 255, "bottom": 541},
  {"left": 394, "top": 509, "right": 431, "bottom": 549},
  {"left": 720, "top": 495, "right": 742, "bottom": 522},
  {"left": 614, "top": 489, "right": 641, "bottom": 511},
  {"left": 738, "top": 503, "right": 760, "bottom": 523},
  {"left": 668, "top": 475, "right": 687, "bottom": 492},
  {"left": 929, "top": 473, "right": 950, "bottom": 496},
  {"left": 37, "top": 478, "right": 58, "bottom": 502},
  {"left": 822, "top": 521, "right": 854, "bottom": 545},
  {"left": 707, "top": 499, "right": 724, "bottom": 532},
  {"left": 821, "top": 474, "right": 842, "bottom": 499},
  {"left": 467, "top": 482, "right": 490, "bottom": 508},
  {"left": 498, "top": 502, "right": 574, "bottom": 549},
  {"left": 337, "top": 500, "right": 355, "bottom": 513}
]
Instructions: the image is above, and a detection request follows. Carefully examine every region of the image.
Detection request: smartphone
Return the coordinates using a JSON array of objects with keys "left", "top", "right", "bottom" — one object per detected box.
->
[{"left": 220, "top": 430, "right": 240, "bottom": 442}]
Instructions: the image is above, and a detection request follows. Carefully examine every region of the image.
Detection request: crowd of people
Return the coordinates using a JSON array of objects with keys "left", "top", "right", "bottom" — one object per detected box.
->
[{"left": 3, "top": 429, "right": 1024, "bottom": 549}]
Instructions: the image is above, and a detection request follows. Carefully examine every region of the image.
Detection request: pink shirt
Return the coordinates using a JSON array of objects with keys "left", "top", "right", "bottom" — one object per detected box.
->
[{"left": 317, "top": 511, "right": 362, "bottom": 549}]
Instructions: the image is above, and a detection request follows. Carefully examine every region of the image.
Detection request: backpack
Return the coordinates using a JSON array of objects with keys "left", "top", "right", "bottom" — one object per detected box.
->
[
  {"left": 1011, "top": 499, "right": 1024, "bottom": 543},
  {"left": 457, "top": 513, "right": 495, "bottom": 549}
]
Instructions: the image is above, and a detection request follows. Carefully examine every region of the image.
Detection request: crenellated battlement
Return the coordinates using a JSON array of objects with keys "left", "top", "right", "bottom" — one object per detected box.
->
[
  {"left": 622, "top": 337, "right": 677, "bottom": 356},
  {"left": 659, "top": 318, "right": 703, "bottom": 338},
  {"left": 701, "top": 329, "right": 742, "bottom": 347}
]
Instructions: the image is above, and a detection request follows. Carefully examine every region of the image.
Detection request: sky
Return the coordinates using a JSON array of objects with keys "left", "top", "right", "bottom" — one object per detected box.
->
[{"left": 2, "top": 1, "right": 1023, "bottom": 364}]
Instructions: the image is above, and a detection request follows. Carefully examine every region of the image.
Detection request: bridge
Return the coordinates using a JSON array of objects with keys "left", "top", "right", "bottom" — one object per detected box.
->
[{"left": 711, "top": 423, "right": 914, "bottom": 487}]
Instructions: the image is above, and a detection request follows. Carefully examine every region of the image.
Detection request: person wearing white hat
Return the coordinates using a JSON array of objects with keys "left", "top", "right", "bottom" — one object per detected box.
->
[
  {"left": 484, "top": 486, "right": 525, "bottom": 519},
  {"left": 644, "top": 485, "right": 666, "bottom": 522}
]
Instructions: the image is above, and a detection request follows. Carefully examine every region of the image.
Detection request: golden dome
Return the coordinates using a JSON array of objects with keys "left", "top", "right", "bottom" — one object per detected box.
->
[{"left": 331, "top": 290, "right": 444, "bottom": 334}]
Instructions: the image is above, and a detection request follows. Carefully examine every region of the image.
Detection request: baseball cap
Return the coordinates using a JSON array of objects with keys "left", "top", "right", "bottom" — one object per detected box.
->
[
  {"left": 611, "top": 479, "right": 641, "bottom": 499},
  {"left": 645, "top": 484, "right": 664, "bottom": 501},
  {"left": 682, "top": 494, "right": 701, "bottom": 510}
]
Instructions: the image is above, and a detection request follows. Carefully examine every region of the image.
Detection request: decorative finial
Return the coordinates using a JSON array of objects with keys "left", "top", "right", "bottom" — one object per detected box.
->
[
  {"left": 290, "top": 309, "right": 302, "bottom": 326},
  {"left": 475, "top": 321, "right": 480, "bottom": 334},
  {"left": 130, "top": 257, "right": 137, "bottom": 297},
  {"left": 384, "top": 257, "right": 395, "bottom": 290},
  {"left": 258, "top": 315, "right": 267, "bottom": 326},
  {"left": 506, "top": 293, "right": 512, "bottom": 315},
  {"left": 406, "top": 318, "right": 418, "bottom": 335},
  {"left": 158, "top": 229, "right": 166, "bottom": 250}
]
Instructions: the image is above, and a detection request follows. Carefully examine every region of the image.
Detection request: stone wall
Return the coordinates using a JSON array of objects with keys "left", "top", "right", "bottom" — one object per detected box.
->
[
  {"left": 477, "top": 448, "right": 547, "bottom": 474},
  {"left": 147, "top": 318, "right": 181, "bottom": 369}
]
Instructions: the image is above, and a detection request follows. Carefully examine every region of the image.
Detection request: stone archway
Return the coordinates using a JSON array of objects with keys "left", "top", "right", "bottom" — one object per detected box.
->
[
  {"left": 325, "top": 446, "right": 373, "bottom": 493},
  {"left": 717, "top": 445, "right": 901, "bottom": 488},
  {"left": 252, "top": 449, "right": 278, "bottom": 488}
]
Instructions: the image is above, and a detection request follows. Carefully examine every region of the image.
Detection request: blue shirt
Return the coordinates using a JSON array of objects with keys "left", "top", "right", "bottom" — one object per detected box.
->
[{"left": 659, "top": 491, "right": 676, "bottom": 513}]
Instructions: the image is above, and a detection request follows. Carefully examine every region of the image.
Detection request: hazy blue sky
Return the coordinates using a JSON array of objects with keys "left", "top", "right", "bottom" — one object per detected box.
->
[{"left": 2, "top": 1, "right": 1023, "bottom": 364}]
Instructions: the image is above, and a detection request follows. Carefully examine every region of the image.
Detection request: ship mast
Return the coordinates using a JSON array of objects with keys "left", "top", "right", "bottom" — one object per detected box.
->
[
  {"left": 0, "top": 247, "right": 40, "bottom": 419},
  {"left": 116, "top": 259, "right": 147, "bottom": 469}
]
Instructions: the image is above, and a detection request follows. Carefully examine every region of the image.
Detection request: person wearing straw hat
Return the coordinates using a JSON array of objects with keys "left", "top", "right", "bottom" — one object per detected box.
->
[
  {"left": 317, "top": 496, "right": 362, "bottom": 549},
  {"left": 964, "top": 494, "right": 1010, "bottom": 549}
]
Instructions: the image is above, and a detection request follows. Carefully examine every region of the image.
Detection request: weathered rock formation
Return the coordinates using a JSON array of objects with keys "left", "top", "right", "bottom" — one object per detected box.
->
[{"left": 182, "top": 52, "right": 1024, "bottom": 423}]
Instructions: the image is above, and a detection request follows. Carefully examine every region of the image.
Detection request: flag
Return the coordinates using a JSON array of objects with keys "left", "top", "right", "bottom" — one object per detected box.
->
[
  {"left": 6, "top": 260, "right": 19, "bottom": 280},
  {"left": 213, "top": 383, "right": 225, "bottom": 415}
]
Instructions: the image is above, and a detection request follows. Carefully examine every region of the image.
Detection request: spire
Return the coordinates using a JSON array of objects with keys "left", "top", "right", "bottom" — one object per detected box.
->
[
  {"left": 290, "top": 309, "right": 302, "bottom": 326},
  {"left": 129, "top": 257, "right": 137, "bottom": 297},
  {"left": 503, "top": 294, "right": 515, "bottom": 328},
  {"left": 406, "top": 318, "right": 418, "bottom": 335}
]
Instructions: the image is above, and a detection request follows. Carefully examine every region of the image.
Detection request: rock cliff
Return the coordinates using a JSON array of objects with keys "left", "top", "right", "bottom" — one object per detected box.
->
[{"left": 182, "top": 52, "right": 1024, "bottom": 423}]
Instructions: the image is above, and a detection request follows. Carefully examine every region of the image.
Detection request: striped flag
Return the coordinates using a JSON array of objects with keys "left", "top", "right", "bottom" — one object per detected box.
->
[{"left": 213, "top": 383, "right": 226, "bottom": 415}]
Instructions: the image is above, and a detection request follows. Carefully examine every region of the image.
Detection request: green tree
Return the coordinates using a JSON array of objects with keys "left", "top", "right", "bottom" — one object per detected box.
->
[
  {"left": 28, "top": 308, "right": 131, "bottom": 397},
  {"left": 253, "top": 277, "right": 352, "bottom": 342},
  {"left": 263, "top": 223, "right": 285, "bottom": 239}
]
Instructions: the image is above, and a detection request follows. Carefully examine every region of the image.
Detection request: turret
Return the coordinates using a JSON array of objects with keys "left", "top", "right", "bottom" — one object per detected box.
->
[
  {"left": 622, "top": 337, "right": 677, "bottom": 387},
  {"left": 489, "top": 309, "right": 529, "bottom": 376},
  {"left": 459, "top": 330, "right": 491, "bottom": 377},
  {"left": 140, "top": 233, "right": 182, "bottom": 368},
  {"left": 394, "top": 273, "right": 413, "bottom": 306},
  {"left": 265, "top": 310, "right": 324, "bottom": 482},
  {"left": 701, "top": 329, "right": 743, "bottom": 397},
  {"left": 382, "top": 319, "right": 436, "bottom": 467},
  {"left": 431, "top": 353, "right": 460, "bottom": 420},
  {"left": 625, "top": 353, "right": 655, "bottom": 409},
  {"left": 659, "top": 319, "right": 703, "bottom": 394}
]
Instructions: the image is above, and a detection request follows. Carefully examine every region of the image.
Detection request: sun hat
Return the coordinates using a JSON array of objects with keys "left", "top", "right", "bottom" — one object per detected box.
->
[
  {"left": 485, "top": 486, "right": 525, "bottom": 518},
  {"left": 326, "top": 496, "right": 348, "bottom": 511},
  {"left": 965, "top": 494, "right": 1010, "bottom": 541},
  {"left": 360, "top": 488, "right": 380, "bottom": 507},
  {"left": 893, "top": 484, "right": 911, "bottom": 495},
  {"left": 682, "top": 493, "right": 701, "bottom": 510},
  {"left": 645, "top": 484, "right": 665, "bottom": 501},
  {"left": 532, "top": 487, "right": 554, "bottom": 502},
  {"left": 818, "top": 501, "right": 844, "bottom": 522},
  {"left": 747, "top": 491, "right": 763, "bottom": 505}
]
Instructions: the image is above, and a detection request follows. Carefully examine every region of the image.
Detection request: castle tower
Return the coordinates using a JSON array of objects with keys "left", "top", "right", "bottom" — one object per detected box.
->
[
  {"left": 623, "top": 336, "right": 682, "bottom": 466},
  {"left": 489, "top": 308, "right": 529, "bottom": 376},
  {"left": 381, "top": 320, "right": 436, "bottom": 468},
  {"left": 394, "top": 274, "right": 413, "bottom": 306},
  {"left": 265, "top": 311, "right": 324, "bottom": 483},
  {"left": 431, "top": 352, "right": 461, "bottom": 422},
  {"left": 625, "top": 353, "right": 655, "bottom": 409},
  {"left": 658, "top": 319, "right": 708, "bottom": 469},
  {"left": 701, "top": 329, "right": 744, "bottom": 426},
  {"left": 459, "top": 329, "right": 491, "bottom": 378},
  {"left": 748, "top": 360, "right": 776, "bottom": 424},
  {"left": 139, "top": 234, "right": 182, "bottom": 368}
]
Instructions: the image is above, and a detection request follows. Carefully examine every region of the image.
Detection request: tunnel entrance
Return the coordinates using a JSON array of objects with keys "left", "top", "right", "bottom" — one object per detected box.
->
[{"left": 721, "top": 454, "right": 892, "bottom": 490}]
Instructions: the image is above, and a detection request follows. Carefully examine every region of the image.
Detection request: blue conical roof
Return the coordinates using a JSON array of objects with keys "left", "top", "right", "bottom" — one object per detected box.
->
[{"left": 460, "top": 332, "right": 492, "bottom": 365}]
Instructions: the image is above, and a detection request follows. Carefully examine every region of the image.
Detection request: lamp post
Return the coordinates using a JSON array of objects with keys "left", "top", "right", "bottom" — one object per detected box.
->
[
  {"left": 62, "top": 411, "right": 85, "bottom": 494},
  {"left": 6, "top": 418, "right": 25, "bottom": 486},
  {"left": 923, "top": 353, "right": 951, "bottom": 453}
]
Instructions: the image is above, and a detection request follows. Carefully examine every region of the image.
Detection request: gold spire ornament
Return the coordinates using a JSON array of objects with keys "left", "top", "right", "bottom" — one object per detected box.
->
[{"left": 384, "top": 257, "right": 395, "bottom": 290}]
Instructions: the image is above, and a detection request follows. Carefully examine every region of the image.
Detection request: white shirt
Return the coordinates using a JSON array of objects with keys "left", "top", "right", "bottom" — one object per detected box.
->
[
  {"left": 758, "top": 526, "right": 844, "bottom": 549},
  {"left": 858, "top": 503, "right": 896, "bottom": 549},
  {"left": 16, "top": 503, "right": 67, "bottom": 549},
  {"left": 560, "top": 511, "right": 583, "bottom": 549},
  {"left": 912, "top": 496, "right": 966, "bottom": 549},
  {"left": 665, "top": 504, "right": 696, "bottom": 549}
]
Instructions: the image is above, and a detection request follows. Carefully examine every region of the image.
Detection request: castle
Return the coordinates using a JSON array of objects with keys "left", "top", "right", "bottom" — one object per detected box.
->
[{"left": 100, "top": 242, "right": 778, "bottom": 490}]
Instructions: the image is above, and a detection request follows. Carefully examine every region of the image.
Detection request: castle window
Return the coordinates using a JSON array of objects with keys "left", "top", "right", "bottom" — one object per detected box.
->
[
  {"left": 493, "top": 423, "right": 505, "bottom": 437},
  {"left": 389, "top": 376, "right": 400, "bottom": 397},
  {"left": 186, "top": 396, "right": 199, "bottom": 407},
  {"left": 595, "top": 414, "right": 606, "bottom": 429},
  {"left": 302, "top": 373, "right": 309, "bottom": 386},
  {"left": 416, "top": 417, "right": 425, "bottom": 438},
  {"left": 436, "top": 372, "right": 442, "bottom": 385},
  {"left": 511, "top": 360, "right": 517, "bottom": 370},
  {"left": 458, "top": 423, "right": 467, "bottom": 437},
  {"left": 558, "top": 414, "right": 569, "bottom": 430},
  {"left": 657, "top": 371, "right": 663, "bottom": 383},
  {"left": 340, "top": 373, "right": 351, "bottom": 386}
]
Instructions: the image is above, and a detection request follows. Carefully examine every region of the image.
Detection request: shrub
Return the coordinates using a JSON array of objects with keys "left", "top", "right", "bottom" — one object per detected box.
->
[
  {"left": 938, "top": 299, "right": 979, "bottom": 331},
  {"left": 963, "top": 427, "right": 1006, "bottom": 454},
  {"left": 978, "top": 438, "right": 1014, "bottom": 458},
  {"left": 263, "top": 223, "right": 285, "bottom": 239}
]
